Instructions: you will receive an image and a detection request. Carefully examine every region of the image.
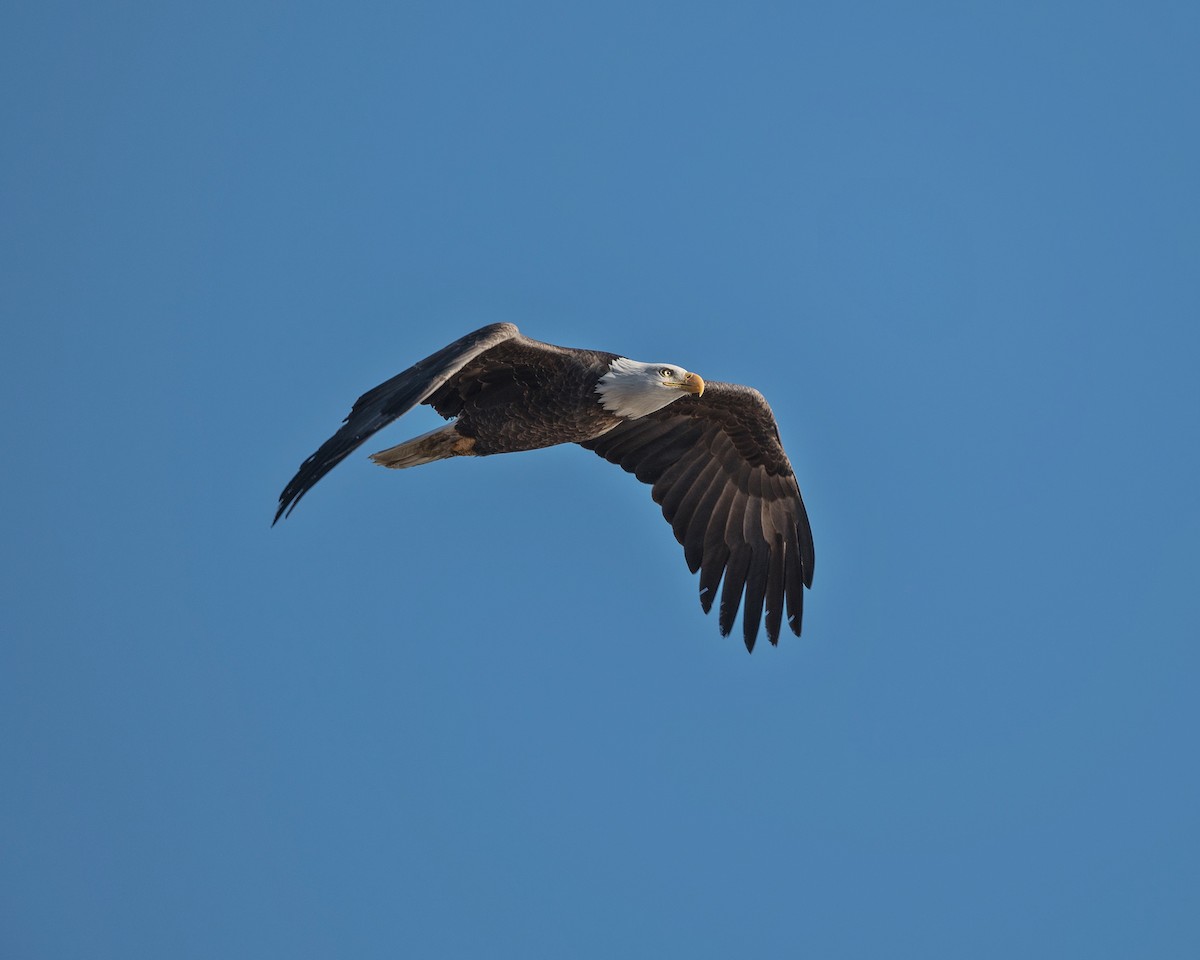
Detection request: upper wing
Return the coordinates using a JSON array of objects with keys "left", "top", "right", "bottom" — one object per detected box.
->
[
  {"left": 274, "top": 323, "right": 522, "bottom": 523},
  {"left": 580, "top": 382, "right": 814, "bottom": 651}
]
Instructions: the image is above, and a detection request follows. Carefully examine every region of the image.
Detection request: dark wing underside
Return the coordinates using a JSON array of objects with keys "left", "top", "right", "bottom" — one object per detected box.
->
[
  {"left": 274, "top": 322, "right": 524, "bottom": 523},
  {"left": 580, "top": 382, "right": 814, "bottom": 651}
]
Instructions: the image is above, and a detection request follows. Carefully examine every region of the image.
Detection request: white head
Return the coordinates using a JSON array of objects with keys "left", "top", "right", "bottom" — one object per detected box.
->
[{"left": 595, "top": 357, "right": 706, "bottom": 419}]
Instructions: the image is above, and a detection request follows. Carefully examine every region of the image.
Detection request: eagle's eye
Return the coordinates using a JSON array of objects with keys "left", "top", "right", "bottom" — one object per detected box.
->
[{"left": 660, "top": 367, "right": 673, "bottom": 378}]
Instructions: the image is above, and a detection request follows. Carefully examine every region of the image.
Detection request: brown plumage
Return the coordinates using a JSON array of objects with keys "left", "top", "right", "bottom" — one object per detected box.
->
[{"left": 275, "top": 323, "right": 814, "bottom": 650}]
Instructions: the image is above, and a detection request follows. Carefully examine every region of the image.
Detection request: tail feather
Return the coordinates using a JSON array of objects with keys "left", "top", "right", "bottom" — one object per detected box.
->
[{"left": 369, "top": 424, "right": 474, "bottom": 469}]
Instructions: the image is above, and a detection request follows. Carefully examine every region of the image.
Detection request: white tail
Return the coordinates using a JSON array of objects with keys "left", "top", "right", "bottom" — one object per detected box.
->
[{"left": 370, "top": 424, "right": 475, "bottom": 469}]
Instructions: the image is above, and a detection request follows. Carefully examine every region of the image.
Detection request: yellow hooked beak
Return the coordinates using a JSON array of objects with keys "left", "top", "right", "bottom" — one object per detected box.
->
[{"left": 680, "top": 372, "right": 705, "bottom": 396}]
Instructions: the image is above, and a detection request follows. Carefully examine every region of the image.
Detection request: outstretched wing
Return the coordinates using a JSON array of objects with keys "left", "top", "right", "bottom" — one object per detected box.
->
[
  {"left": 274, "top": 323, "right": 522, "bottom": 523},
  {"left": 580, "top": 382, "right": 814, "bottom": 651}
]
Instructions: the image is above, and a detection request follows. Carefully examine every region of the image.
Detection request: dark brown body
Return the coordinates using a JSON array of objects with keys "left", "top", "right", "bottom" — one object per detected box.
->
[{"left": 424, "top": 340, "right": 621, "bottom": 455}]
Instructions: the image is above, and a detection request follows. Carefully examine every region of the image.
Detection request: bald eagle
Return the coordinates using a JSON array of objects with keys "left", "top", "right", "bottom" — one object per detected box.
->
[{"left": 275, "top": 323, "right": 814, "bottom": 651}]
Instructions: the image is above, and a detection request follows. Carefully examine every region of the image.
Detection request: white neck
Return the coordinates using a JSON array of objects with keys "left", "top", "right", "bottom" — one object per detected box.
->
[{"left": 595, "top": 357, "right": 688, "bottom": 419}]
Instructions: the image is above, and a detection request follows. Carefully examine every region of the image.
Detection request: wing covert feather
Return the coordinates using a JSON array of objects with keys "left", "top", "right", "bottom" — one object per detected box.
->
[
  {"left": 275, "top": 323, "right": 522, "bottom": 523},
  {"left": 580, "top": 381, "right": 813, "bottom": 647}
]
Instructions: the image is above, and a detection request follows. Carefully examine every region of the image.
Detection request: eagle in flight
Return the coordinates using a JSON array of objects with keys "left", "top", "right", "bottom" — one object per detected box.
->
[{"left": 276, "top": 324, "right": 814, "bottom": 651}]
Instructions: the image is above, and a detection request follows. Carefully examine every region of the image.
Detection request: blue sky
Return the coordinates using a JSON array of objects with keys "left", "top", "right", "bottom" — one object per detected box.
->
[{"left": 3, "top": 1, "right": 1198, "bottom": 957}]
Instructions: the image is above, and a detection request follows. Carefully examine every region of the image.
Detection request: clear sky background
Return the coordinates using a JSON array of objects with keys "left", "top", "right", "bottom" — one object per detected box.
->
[{"left": 3, "top": 2, "right": 1198, "bottom": 957}]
